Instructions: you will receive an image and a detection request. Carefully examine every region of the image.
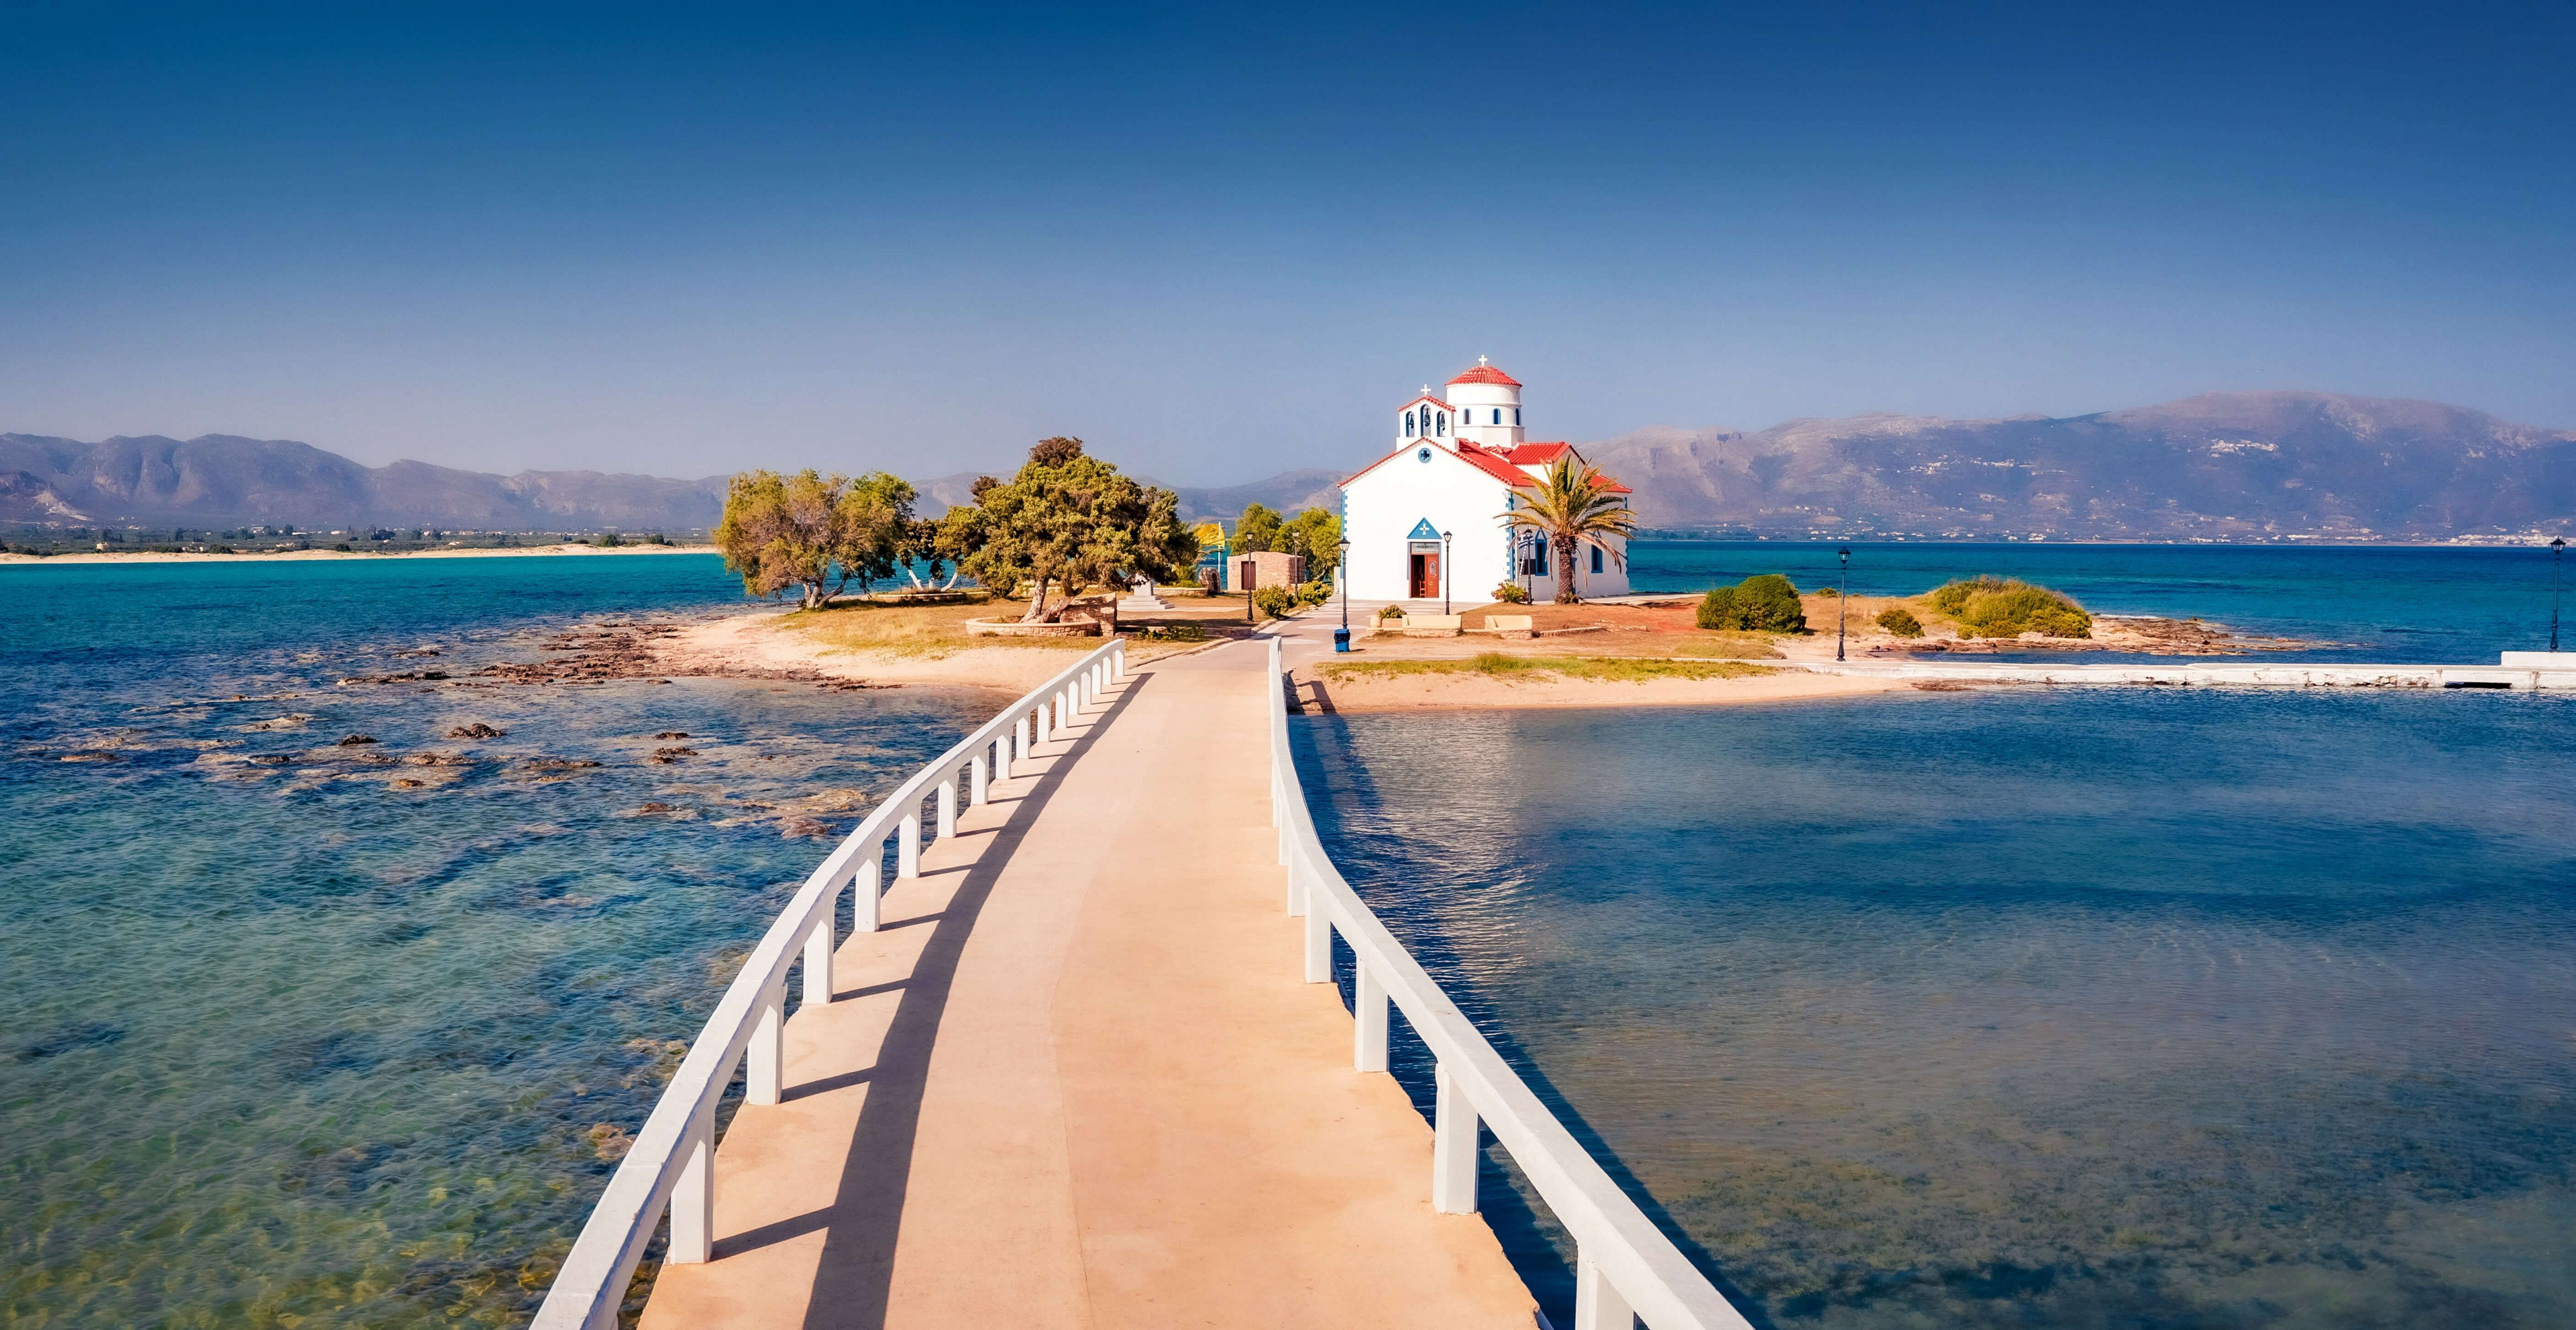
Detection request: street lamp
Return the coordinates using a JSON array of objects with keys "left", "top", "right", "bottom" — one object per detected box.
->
[
  {"left": 1441, "top": 530, "right": 1453, "bottom": 616},
  {"left": 1835, "top": 545, "right": 1851, "bottom": 661},
  {"left": 2553, "top": 537, "right": 2567, "bottom": 653},
  {"left": 1335, "top": 537, "right": 1352, "bottom": 653}
]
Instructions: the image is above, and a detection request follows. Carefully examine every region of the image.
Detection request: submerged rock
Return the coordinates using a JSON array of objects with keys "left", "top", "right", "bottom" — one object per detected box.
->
[
  {"left": 447, "top": 722, "right": 506, "bottom": 739},
  {"left": 587, "top": 1123, "right": 633, "bottom": 1162},
  {"left": 653, "top": 731, "right": 690, "bottom": 740},
  {"left": 649, "top": 746, "right": 698, "bottom": 763},
  {"left": 336, "top": 734, "right": 378, "bottom": 746}
]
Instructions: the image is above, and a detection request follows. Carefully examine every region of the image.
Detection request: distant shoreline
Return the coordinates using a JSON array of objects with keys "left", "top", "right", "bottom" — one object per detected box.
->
[{"left": 0, "top": 543, "right": 718, "bottom": 567}]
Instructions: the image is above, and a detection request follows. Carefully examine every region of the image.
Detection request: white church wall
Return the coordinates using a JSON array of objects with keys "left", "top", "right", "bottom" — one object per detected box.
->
[
  {"left": 1342, "top": 447, "right": 1518, "bottom": 603},
  {"left": 1517, "top": 530, "right": 1632, "bottom": 601}
]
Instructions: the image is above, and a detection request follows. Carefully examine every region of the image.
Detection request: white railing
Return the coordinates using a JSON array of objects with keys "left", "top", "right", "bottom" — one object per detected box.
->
[
  {"left": 1265, "top": 636, "right": 1750, "bottom": 1330},
  {"left": 535, "top": 639, "right": 1128, "bottom": 1329}
]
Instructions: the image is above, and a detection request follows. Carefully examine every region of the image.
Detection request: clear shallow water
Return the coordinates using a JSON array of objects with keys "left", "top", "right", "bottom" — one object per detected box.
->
[
  {"left": 1295, "top": 689, "right": 2576, "bottom": 1328},
  {"left": 1, "top": 556, "right": 985, "bottom": 1326},
  {"left": 1627, "top": 541, "right": 2572, "bottom": 663}
]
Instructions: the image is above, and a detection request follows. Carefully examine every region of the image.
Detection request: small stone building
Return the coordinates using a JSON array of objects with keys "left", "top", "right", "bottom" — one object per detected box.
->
[{"left": 1231, "top": 551, "right": 1307, "bottom": 595}]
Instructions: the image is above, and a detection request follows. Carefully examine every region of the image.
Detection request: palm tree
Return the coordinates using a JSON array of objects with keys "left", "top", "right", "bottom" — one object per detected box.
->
[{"left": 1499, "top": 456, "right": 1637, "bottom": 604}]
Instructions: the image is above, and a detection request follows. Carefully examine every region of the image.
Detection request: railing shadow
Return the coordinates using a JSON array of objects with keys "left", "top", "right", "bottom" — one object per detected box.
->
[{"left": 759, "top": 671, "right": 1150, "bottom": 1330}]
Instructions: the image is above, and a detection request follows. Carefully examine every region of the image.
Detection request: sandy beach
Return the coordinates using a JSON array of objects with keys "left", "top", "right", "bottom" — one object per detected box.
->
[
  {"left": 0, "top": 543, "right": 717, "bottom": 566},
  {"left": 651, "top": 612, "right": 1144, "bottom": 693}
]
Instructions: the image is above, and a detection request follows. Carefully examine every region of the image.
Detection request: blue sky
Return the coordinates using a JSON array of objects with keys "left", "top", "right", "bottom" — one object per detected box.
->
[{"left": 6, "top": 3, "right": 2571, "bottom": 483}]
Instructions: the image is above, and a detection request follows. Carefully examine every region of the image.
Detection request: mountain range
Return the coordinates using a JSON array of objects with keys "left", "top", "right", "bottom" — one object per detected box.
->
[
  {"left": 8, "top": 392, "right": 2571, "bottom": 540},
  {"left": 1580, "top": 392, "right": 2576, "bottom": 540}
]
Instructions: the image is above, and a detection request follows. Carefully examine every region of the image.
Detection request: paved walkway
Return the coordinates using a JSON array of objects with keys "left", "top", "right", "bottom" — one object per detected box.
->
[{"left": 641, "top": 636, "right": 1535, "bottom": 1329}]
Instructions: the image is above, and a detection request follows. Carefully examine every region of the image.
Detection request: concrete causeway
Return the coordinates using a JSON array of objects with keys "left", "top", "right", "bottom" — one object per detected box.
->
[{"left": 637, "top": 638, "right": 1536, "bottom": 1328}]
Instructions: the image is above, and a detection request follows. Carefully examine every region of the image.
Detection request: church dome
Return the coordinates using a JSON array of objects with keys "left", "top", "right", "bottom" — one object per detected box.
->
[{"left": 1446, "top": 362, "right": 1522, "bottom": 388}]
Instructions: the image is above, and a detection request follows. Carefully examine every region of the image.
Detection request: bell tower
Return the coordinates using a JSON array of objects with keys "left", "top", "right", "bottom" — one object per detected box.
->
[
  {"left": 1393, "top": 385, "right": 1456, "bottom": 451},
  {"left": 1446, "top": 357, "right": 1524, "bottom": 447}
]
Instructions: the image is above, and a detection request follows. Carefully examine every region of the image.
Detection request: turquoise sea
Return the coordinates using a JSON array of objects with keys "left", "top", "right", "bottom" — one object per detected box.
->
[
  {"left": 1297, "top": 544, "right": 2576, "bottom": 1329},
  {"left": 4, "top": 543, "right": 2571, "bottom": 1327},
  {"left": 1, "top": 554, "right": 986, "bottom": 1326},
  {"left": 1629, "top": 540, "right": 2570, "bottom": 663}
]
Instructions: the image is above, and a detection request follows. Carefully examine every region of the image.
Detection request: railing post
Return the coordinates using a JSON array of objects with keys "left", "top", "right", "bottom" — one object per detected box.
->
[
  {"left": 936, "top": 775, "right": 957, "bottom": 838},
  {"left": 669, "top": 1094, "right": 717, "bottom": 1264},
  {"left": 1354, "top": 962, "right": 1389, "bottom": 1072},
  {"left": 969, "top": 752, "right": 989, "bottom": 806},
  {"left": 1432, "top": 1060, "right": 1479, "bottom": 1214},
  {"left": 1574, "top": 1249, "right": 1636, "bottom": 1330},
  {"left": 1113, "top": 643, "right": 1125, "bottom": 679},
  {"left": 1303, "top": 901, "right": 1331, "bottom": 983},
  {"left": 1036, "top": 700, "right": 1052, "bottom": 745},
  {"left": 802, "top": 915, "right": 834, "bottom": 1007},
  {"left": 747, "top": 983, "right": 784, "bottom": 1106},
  {"left": 898, "top": 809, "right": 920, "bottom": 879},
  {"left": 855, "top": 856, "right": 882, "bottom": 933},
  {"left": 1015, "top": 714, "right": 1030, "bottom": 763}
]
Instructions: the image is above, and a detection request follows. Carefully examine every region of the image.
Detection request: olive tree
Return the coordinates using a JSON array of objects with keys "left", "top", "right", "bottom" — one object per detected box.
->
[
  {"left": 950, "top": 437, "right": 1199, "bottom": 621},
  {"left": 712, "top": 468, "right": 914, "bottom": 610}
]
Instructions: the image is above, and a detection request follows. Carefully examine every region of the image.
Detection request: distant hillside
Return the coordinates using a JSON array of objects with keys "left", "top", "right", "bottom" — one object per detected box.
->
[
  {"left": 13, "top": 391, "right": 2573, "bottom": 540},
  {"left": 0, "top": 433, "right": 728, "bottom": 533},
  {"left": 1585, "top": 392, "right": 2576, "bottom": 539}
]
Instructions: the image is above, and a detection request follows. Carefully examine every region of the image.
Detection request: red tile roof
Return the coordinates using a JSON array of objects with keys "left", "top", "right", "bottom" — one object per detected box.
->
[
  {"left": 1446, "top": 364, "right": 1522, "bottom": 388},
  {"left": 1451, "top": 443, "right": 1537, "bottom": 487},
  {"left": 1401, "top": 394, "right": 1452, "bottom": 411},
  {"left": 1501, "top": 442, "right": 1572, "bottom": 464},
  {"left": 1337, "top": 440, "right": 1631, "bottom": 500}
]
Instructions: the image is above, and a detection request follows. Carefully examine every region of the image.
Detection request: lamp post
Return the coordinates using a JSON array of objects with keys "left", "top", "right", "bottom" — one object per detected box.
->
[
  {"left": 1441, "top": 530, "right": 1453, "bottom": 616},
  {"left": 1335, "top": 537, "right": 1352, "bottom": 653},
  {"left": 1835, "top": 545, "right": 1851, "bottom": 661},
  {"left": 2553, "top": 537, "right": 2567, "bottom": 653}
]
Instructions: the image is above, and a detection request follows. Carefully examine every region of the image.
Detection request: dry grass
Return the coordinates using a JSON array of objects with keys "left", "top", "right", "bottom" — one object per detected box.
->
[
  {"left": 780, "top": 595, "right": 1095, "bottom": 658},
  {"left": 779, "top": 592, "right": 1260, "bottom": 661},
  {"left": 1322, "top": 653, "right": 1775, "bottom": 683}
]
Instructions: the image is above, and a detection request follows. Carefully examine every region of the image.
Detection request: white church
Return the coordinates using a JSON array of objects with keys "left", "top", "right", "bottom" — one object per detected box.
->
[{"left": 1339, "top": 360, "right": 1632, "bottom": 604}]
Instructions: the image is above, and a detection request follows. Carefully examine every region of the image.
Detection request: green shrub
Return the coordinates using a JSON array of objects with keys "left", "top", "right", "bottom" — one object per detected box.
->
[
  {"left": 333, "top": 543, "right": 353, "bottom": 553},
  {"left": 1876, "top": 606, "right": 1924, "bottom": 637},
  {"left": 1491, "top": 582, "right": 1530, "bottom": 604},
  {"left": 1928, "top": 577, "right": 2091, "bottom": 639},
  {"left": 1251, "top": 584, "right": 1297, "bottom": 618},
  {"left": 1697, "top": 573, "right": 1807, "bottom": 632},
  {"left": 1376, "top": 604, "right": 1405, "bottom": 622},
  {"left": 595, "top": 532, "right": 625, "bottom": 548},
  {"left": 1293, "top": 578, "right": 1334, "bottom": 608}
]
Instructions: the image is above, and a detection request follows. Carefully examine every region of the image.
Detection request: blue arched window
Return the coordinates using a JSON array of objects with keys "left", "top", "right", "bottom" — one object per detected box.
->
[
  {"left": 1492, "top": 408, "right": 1502, "bottom": 425},
  {"left": 1404, "top": 410, "right": 1415, "bottom": 437},
  {"left": 1515, "top": 408, "right": 1522, "bottom": 425},
  {"left": 1591, "top": 545, "right": 1604, "bottom": 574},
  {"left": 1435, "top": 412, "right": 1446, "bottom": 435}
]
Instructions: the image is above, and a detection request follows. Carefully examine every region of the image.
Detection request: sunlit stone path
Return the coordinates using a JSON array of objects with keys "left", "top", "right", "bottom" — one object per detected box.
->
[{"left": 637, "top": 639, "right": 1535, "bottom": 1328}]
